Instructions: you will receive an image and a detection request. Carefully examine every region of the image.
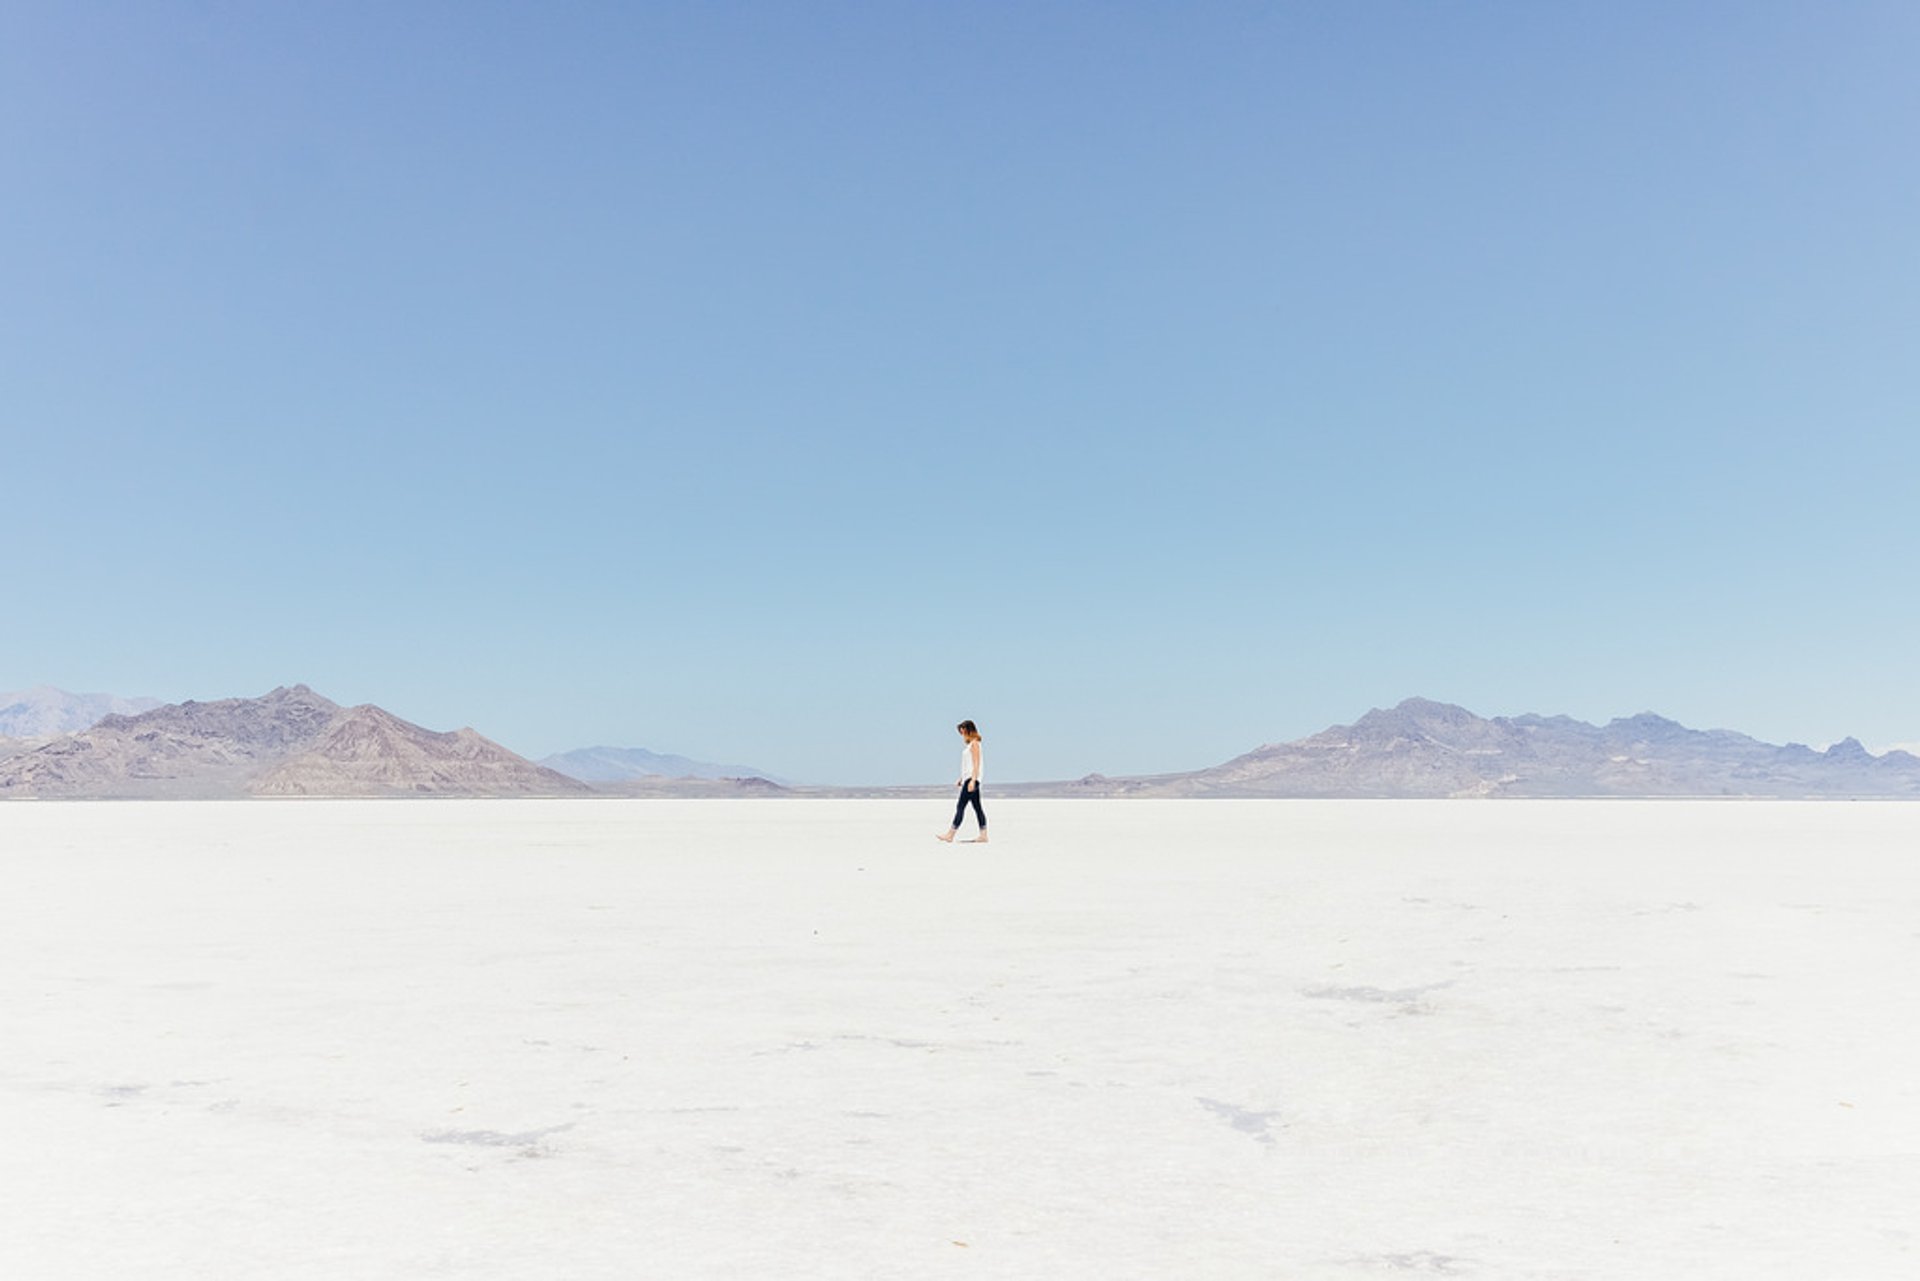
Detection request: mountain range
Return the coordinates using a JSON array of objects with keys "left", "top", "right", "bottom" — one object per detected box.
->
[
  {"left": 3, "top": 687, "right": 1917, "bottom": 800},
  {"left": 0, "top": 686, "right": 589, "bottom": 799},
  {"left": 538, "top": 745, "right": 782, "bottom": 785},
  {"left": 1037, "top": 697, "right": 1920, "bottom": 799}
]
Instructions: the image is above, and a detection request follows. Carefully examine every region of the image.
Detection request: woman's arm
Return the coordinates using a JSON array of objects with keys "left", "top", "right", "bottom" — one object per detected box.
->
[{"left": 968, "top": 740, "right": 981, "bottom": 784}]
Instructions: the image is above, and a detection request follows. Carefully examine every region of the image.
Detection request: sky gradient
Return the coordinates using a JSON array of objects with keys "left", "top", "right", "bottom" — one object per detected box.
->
[{"left": 6, "top": 2, "right": 1917, "bottom": 783}]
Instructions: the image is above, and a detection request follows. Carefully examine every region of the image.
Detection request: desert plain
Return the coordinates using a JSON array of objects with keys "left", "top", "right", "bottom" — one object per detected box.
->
[{"left": 2, "top": 799, "right": 1915, "bottom": 1278}]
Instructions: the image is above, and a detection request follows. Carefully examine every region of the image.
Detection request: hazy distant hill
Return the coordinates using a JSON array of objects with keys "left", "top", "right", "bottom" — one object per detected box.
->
[
  {"left": 1046, "top": 697, "right": 1920, "bottom": 798},
  {"left": 590, "top": 775, "right": 792, "bottom": 798},
  {"left": 540, "top": 745, "right": 781, "bottom": 784},
  {"left": 0, "top": 685, "right": 587, "bottom": 799},
  {"left": 0, "top": 686, "right": 162, "bottom": 737}
]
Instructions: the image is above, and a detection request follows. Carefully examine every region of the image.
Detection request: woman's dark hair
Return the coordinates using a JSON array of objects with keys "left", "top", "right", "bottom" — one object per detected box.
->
[{"left": 957, "top": 720, "right": 979, "bottom": 739}]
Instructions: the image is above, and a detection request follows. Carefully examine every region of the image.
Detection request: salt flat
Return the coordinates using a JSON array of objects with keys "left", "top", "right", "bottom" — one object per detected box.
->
[{"left": 2, "top": 800, "right": 1915, "bottom": 1279}]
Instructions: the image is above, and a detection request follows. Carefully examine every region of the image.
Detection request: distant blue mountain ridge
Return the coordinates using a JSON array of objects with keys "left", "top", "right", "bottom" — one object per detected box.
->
[
  {"left": 0, "top": 686, "right": 162, "bottom": 737},
  {"left": 538, "top": 745, "right": 784, "bottom": 785}
]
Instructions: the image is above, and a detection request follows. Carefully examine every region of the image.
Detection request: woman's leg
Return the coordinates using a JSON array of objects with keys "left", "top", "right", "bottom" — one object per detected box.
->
[
  {"left": 967, "top": 784, "right": 986, "bottom": 833},
  {"left": 950, "top": 785, "right": 971, "bottom": 831}
]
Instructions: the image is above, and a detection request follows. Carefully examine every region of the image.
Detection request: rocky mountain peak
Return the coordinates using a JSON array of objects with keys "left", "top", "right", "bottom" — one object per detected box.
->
[
  {"left": 1155, "top": 699, "right": 1920, "bottom": 799},
  {"left": 0, "top": 685, "right": 581, "bottom": 799},
  {"left": 253, "top": 701, "right": 588, "bottom": 797},
  {"left": 1340, "top": 698, "right": 1494, "bottom": 750},
  {"left": 1611, "top": 711, "right": 1683, "bottom": 730},
  {"left": 1394, "top": 696, "right": 1471, "bottom": 717},
  {"left": 92, "top": 685, "right": 344, "bottom": 754}
]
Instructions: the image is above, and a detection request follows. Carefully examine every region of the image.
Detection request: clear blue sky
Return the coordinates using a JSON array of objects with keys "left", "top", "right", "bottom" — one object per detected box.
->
[{"left": 5, "top": 2, "right": 1917, "bottom": 783}]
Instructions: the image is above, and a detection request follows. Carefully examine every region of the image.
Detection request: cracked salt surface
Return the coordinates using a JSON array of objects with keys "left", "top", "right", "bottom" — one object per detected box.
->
[
  {"left": 420, "top": 1122, "right": 576, "bottom": 1148},
  {"left": 3, "top": 798, "right": 1918, "bottom": 1279},
  {"left": 1196, "top": 1096, "right": 1281, "bottom": 1146},
  {"left": 1341, "top": 1249, "right": 1472, "bottom": 1273},
  {"left": 1303, "top": 981, "right": 1455, "bottom": 1009}
]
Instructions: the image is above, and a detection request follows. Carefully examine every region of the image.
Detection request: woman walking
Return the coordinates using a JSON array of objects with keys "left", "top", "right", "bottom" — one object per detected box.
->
[{"left": 937, "top": 720, "right": 987, "bottom": 843}]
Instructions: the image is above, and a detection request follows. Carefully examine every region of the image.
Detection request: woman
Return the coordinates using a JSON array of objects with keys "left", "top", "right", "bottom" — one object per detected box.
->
[{"left": 937, "top": 720, "right": 986, "bottom": 843}]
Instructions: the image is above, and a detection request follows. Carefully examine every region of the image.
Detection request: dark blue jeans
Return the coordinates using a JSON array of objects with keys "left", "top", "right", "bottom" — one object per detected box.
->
[{"left": 951, "top": 781, "right": 986, "bottom": 832}]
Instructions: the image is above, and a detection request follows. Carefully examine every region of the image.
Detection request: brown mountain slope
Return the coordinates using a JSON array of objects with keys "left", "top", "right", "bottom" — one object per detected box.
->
[
  {"left": 0, "top": 685, "right": 343, "bottom": 798},
  {"left": 251, "top": 705, "right": 589, "bottom": 797},
  {"left": 0, "top": 685, "right": 586, "bottom": 799}
]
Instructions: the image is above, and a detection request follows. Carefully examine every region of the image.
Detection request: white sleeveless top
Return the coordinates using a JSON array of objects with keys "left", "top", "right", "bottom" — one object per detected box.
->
[{"left": 962, "top": 739, "right": 982, "bottom": 783}]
